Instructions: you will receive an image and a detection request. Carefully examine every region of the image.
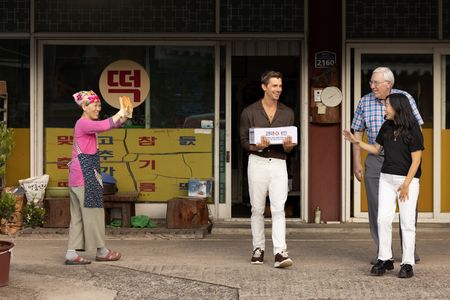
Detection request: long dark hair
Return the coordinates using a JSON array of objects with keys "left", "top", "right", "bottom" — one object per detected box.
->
[{"left": 383, "top": 93, "right": 417, "bottom": 145}]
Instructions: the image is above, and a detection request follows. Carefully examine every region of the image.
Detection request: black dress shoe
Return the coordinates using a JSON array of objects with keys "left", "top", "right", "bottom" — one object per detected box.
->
[
  {"left": 370, "top": 259, "right": 394, "bottom": 276},
  {"left": 371, "top": 256, "right": 394, "bottom": 265},
  {"left": 398, "top": 264, "right": 414, "bottom": 278}
]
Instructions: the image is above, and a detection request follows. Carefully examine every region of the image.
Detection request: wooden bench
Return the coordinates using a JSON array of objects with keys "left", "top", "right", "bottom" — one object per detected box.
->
[
  {"left": 43, "top": 192, "right": 138, "bottom": 228},
  {"left": 103, "top": 192, "right": 139, "bottom": 227}
]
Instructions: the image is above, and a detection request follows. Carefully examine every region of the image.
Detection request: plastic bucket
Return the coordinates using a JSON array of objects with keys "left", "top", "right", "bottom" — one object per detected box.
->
[{"left": 0, "top": 241, "right": 14, "bottom": 287}]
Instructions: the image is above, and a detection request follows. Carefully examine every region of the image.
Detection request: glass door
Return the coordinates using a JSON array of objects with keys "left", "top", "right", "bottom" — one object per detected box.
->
[
  {"left": 230, "top": 56, "right": 301, "bottom": 218},
  {"left": 225, "top": 40, "right": 302, "bottom": 219},
  {"left": 439, "top": 53, "right": 450, "bottom": 218},
  {"left": 352, "top": 50, "right": 434, "bottom": 219}
]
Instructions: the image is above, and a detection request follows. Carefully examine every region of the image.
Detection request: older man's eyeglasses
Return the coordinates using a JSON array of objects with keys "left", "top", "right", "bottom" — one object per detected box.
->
[{"left": 369, "top": 80, "right": 386, "bottom": 87}]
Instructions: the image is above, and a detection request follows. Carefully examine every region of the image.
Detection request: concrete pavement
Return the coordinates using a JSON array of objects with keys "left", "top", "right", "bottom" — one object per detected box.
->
[{"left": 1, "top": 222, "right": 450, "bottom": 299}]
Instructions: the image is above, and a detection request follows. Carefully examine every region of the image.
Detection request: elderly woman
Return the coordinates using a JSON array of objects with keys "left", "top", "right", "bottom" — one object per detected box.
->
[{"left": 65, "top": 90, "right": 132, "bottom": 265}]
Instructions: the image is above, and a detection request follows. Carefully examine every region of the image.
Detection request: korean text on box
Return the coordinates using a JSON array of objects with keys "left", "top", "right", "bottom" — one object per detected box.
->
[
  {"left": 188, "top": 179, "right": 212, "bottom": 198},
  {"left": 249, "top": 126, "right": 297, "bottom": 145}
]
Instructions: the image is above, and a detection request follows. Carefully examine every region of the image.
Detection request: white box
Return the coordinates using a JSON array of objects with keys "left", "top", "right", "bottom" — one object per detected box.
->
[
  {"left": 249, "top": 126, "right": 298, "bottom": 145},
  {"left": 188, "top": 179, "right": 212, "bottom": 198}
]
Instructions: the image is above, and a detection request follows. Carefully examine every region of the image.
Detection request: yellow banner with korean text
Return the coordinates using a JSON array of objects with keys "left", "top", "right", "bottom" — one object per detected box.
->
[{"left": 45, "top": 128, "right": 213, "bottom": 202}]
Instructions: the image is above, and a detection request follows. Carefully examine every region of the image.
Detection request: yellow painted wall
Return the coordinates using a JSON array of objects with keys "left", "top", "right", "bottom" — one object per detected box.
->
[
  {"left": 9, "top": 127, "right": 442, "bottom": 209},
  {"left": 441, "top": 130, "right": 450, "bottom": 212},
  {"left": 361, "top": 128, "right": 433, "bottom": 212},
  {"left": 5, "top": 128, "right": 30, "bottom": 186}
]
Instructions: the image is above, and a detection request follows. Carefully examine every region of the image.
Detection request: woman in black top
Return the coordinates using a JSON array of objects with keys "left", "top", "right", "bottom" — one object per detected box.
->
[{"left": 344, "top": 93, "right": 424, "bottom": 279}]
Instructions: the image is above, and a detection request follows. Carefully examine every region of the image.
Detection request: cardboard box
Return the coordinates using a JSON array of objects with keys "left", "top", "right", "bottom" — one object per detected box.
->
[
  {"left": 188, "top": 178, "right": 212, "bottom": 198},
  {"left": 249, "top": 126, "right": 298, "bottom": 145}
]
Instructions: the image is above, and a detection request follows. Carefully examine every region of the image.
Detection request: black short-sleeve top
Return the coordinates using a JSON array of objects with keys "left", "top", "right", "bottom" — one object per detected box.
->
[{"left": 376, "top": 121, "right": 424, "bottom": 178}]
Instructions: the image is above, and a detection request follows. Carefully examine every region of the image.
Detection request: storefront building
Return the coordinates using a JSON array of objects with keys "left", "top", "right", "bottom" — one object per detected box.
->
[{"left": 1, "top": 0, "right": 450, "bottom": 222}]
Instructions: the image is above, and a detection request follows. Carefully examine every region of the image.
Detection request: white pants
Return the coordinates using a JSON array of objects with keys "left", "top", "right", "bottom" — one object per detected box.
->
[
  {"left": 248, "top": 154, "right": 288, "bottom": 255},
  {"left": 378, "top": 173, "right": 420, "bottom": 265}
]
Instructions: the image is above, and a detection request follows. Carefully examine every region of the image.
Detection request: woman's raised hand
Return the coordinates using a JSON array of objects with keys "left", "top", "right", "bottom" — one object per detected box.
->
[{"left": 342, "top": 129, "right": 357, "bottom": 144}]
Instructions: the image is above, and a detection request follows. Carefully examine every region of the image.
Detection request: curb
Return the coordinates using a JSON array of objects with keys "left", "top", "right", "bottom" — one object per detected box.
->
[{"left": 3, "top": 224, "right": 212, "bottom": 239}]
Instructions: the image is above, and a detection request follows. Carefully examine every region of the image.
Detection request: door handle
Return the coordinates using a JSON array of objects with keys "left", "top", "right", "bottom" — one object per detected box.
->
[{"left": 226, "top": 151, "right": 230, "bottom": 163}]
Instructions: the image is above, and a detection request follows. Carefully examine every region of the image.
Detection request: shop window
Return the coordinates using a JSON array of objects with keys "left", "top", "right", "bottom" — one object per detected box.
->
[
  {"left": 0, "top": 39, "right": 30, "bottom": 186},
  {"left": 346, "top": 0, "right": 438, "bottom": 39},
  {"left": 0, "top": 1, "right": 30, "bottom": 33},
  {"left": 35, "top": 0, "right": 214, "bottom": 33},
  {"left": 43, "top": 45, "right": 215, "bottom": 128},
  {"left": 443, "top": 0, "right": 450, "bottom": 39},
  {"left": 43, "top": 45, "right": 215, "bottom": 201},
  {"left": 0, "top": 39, "right": 30, "bottom": 127},
  {"left": 220, "top": 0, "right": 304, "bottom": 33},
  {"left": 358, "top": 53, "right": 434, "bottom": 213}
]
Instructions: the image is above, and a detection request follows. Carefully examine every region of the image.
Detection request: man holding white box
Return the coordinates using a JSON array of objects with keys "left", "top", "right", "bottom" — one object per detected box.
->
[{"left": 240, "top": 70, "right": 297, "bottom": 268}]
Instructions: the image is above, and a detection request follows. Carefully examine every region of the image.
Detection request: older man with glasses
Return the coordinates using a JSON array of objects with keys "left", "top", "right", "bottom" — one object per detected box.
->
[{"left": 351, "top": 67, "right": 423, "bottom": 265}]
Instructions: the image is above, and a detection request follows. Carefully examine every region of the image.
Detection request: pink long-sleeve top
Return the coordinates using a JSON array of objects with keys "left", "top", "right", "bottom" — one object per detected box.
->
[{"left": 68, "top": 117, "right": 121, "bottom": 187}]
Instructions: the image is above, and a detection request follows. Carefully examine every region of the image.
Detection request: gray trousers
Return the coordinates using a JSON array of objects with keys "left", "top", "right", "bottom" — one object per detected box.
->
[
  {"left": 364, "top": 155, "right": 419, "bottom": 259},
  {"left": 67, "top": 186, "right": 106, "bottom": 251}
]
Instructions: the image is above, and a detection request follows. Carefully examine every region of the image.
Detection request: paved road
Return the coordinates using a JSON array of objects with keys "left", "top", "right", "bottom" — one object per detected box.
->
[{"left": 1, "top": 223, "right": 450, "bottom": 299}]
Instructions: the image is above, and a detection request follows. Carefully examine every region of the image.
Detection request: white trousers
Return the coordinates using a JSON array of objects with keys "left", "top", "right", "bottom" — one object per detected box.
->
[
  {"left": 378, "top": 173, "right": 420, "bottom": 265},
  {"left": 248, "top": 154, "right": 288, "bottom": 255}
]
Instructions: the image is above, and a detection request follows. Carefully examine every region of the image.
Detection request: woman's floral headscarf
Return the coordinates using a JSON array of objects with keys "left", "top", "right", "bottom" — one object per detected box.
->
[{"left": 72, "top": 90, "right": 101, "bottom": 106}]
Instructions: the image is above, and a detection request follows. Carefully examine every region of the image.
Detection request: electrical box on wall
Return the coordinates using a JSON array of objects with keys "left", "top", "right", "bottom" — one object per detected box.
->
[{"left": 309, "top": 86, "right": 341, "bottom": 124}]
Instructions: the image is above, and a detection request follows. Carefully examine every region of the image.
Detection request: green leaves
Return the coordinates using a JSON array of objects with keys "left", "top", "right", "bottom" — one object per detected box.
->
[
  {"left": 0, "top": 121, "right": 14, "bottom": 179},
  {"left": 22, "top": 202, "right": 46, "bottom": 228},
  {"left": 0, "top": 191, "right": 16, "bottom": 221}
]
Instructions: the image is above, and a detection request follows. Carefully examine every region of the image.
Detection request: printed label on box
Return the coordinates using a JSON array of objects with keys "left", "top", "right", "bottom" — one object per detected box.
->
[{"left": 249, "top": 126, "right": 298, "bottom": 145}]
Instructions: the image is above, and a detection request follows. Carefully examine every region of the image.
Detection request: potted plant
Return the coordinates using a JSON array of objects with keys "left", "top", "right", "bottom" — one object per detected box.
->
[
  {"left": 0, "top": 190, "right": 15, "bottom": 287},
  {"left": 22, "top": 201, "right": 46, "bottom": 228},
  {"left": 0, "top": 121, "right": 15, "bottom": 233},
  {"left": 0, "top": 121, "right": 14, "bottom": 189},
  {"left": 0, "top": 191, "right": 16, "bottom": 234},
  {"left": 0, "top": 121, "right": 15, "bottom": 287}
]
